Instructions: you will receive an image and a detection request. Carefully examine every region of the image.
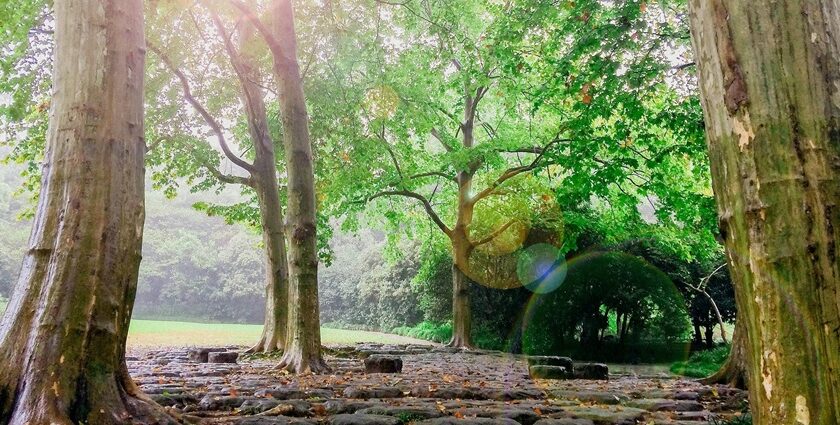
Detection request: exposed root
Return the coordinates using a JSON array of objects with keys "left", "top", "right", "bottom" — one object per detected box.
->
[
  {"left": 277, "top": 351, "right": 332, "bottom": 374},
  {"left": 446, "top": 335, "right": 474, "bottom": 350},
  {"left": 246, "top": 335, "right": 283, "bottom": 354},
  {"left": 699, "top": 357, "right": 747, "bottom": 389}
]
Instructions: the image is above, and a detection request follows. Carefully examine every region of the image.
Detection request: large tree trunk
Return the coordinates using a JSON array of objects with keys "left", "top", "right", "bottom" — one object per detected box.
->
[
  {"left": 250, "top": 179, "right": 289, "bottom": 353},
  {"left": 0, "top": 1, "right": 176, "bottom": 423},
  {"left": 448, "top": 104, "right": 477, "bottom": 349},
  {"left": 688, "top": 1, "right": 840, "bottom": 423},
  {"left": 236, "top": 24, "right": 289, "bottom": 354},
  {"left": 449, "top": 263, "right": 473, "bottom": 348},
  {"left": 269, "top": 0, "right": 328, "bottom": 374},
  {"left": 702, "top": 317, "right": 748, "bottom": 390}
]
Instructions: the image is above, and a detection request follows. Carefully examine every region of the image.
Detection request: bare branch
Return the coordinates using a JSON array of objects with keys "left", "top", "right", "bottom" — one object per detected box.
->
[
  {"left": 408, "top": 171, "right": 456, "bottom": 183},
  {"left": 203, "top": 161, "right": 253, "bottom": 186},
  {"left": 226, "top": 0, "right": 284, "bottom": 56},
  {"left": 148, "top": 41, "right": 256, "bottom": 174},
  {"left": 367, "top": 190, "right": 452, "bottom": 236},
  {"left": 472, "top": 219, "right": 518, "bottom": 247},
  {"left": 376, "top": 129, "right": 404, "bottom": 179},
  {"left": 471, "top": 137, "right": 566, "bottom": 204},
  {"left": 430, "top": 128, "right": 455, "bottom": 152}
]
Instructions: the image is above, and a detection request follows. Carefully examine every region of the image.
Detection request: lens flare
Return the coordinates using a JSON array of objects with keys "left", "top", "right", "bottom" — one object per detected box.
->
[{"left": 516, "top": 243, "right": 567, "bottom": 294}]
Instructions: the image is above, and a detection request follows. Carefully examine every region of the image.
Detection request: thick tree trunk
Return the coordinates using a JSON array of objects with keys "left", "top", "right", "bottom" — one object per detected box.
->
[
  {"left": 693, "top": 322, "right": 703, "bottom": 346},
  {"left": 689, "top": 1, "right": 840, "bottom": 423},
  {"left": 0, "top": 1, "right": 176, "bottom": 423},
  {"left": 250, "top": 180, "right": 289, "bottom": 353},
  {"left": 448, "top": 109, "right": 476, "bottom": 349},
  {"left": 702, "top": 317, "right": 748, "bottom": 390},
  {"left": 449, "top": 263, "right": 473, "bottom": 348},
  {"left": 236, "top": 24, "right": 289, "bottom": 354},
  {"left": 704, "top": 325, "right": 714, "bottom": 349},
  {"left": 269, "top": 0, "right": 328, "bottom": 374}
]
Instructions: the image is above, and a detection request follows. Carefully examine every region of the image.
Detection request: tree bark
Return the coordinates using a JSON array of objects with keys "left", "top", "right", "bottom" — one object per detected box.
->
[
  {"left": 0, "top": 1, "right": 177, "bottom": 423},
  {"left": 447, "top": 95, "right": 479, "bottom": 349},
  {"left": 702, "top": 317, "right": 748, "bottom": 390},
  {"left": 235, "top": 23, "right": 289, "bottom": 355},
  {"left": 689, "top": 1, "right": 840, "bottom": 423},
  {"left": 449, "top": 263, "right": 473, "bottom": 348},
  {"left": 268, "top": 0, "right": 329, "bottom": 374}
]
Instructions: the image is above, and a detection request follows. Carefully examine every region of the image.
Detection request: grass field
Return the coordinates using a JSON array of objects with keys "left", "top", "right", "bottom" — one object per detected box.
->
[{"left": 126, "top": 319, "right": 434, "bottom": 348}]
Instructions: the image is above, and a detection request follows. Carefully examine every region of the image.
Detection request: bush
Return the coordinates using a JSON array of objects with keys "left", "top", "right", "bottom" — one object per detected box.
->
[
  {"left": 392, "top": 321, "right": 452, "bottom": 343},
  {"left": 711, "top": 414, "right": 752, "bottom": 425},
  {"left": 670, "top": 345, "right": 730, "bottom": 378}
]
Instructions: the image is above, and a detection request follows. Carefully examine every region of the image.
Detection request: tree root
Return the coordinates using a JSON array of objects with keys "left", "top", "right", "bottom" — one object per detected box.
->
[
  {"left": 276, "top": 351, "right": 332, "bottom": 374},
  {"left": 446, "top": 335, "right": 474, "bottom": 350}
]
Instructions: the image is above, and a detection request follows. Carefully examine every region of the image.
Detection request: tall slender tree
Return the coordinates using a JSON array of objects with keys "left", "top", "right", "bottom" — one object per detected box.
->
[
  {"left": 233, "top": 0, "right": 328, "bottom": 373},
  {"left": 148, "top": 6, "right": 290, "bottom": 353},
  {"left": 689, "top": 1, "right": 840, "bottom": 423},
  {"left": 0, "top": 0, "right": 176, "bottom": 422}
]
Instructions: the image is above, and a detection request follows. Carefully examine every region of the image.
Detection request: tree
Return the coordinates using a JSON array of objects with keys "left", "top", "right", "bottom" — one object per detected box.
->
[
  {"left": 147, "top": 3, "right": 289, "bottom": 353},
  {"left": 0, "top": 0, "right": 176, "bottom": 422},
  {"left": 313, "top": 0, "right": 715, "bottom": 349},
  {"left": 689, "top": 1, "right": 840, "bottom": 423},
  {"left": 232, "top": 0, "right": 328, "bottom": 373}
]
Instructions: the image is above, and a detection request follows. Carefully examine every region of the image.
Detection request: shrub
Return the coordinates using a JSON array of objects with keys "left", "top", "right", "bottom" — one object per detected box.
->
[
  {"left": 392, "top": 321, "right": 452, "bottom": 343},
  {"left": 670, "top": 345, "right": 730, "bottom": 378}
]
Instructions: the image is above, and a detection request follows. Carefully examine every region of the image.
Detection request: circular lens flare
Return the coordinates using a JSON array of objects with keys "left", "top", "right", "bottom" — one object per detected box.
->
[{"left": 516, "top": 243, "right": 567, "bottom": 294}]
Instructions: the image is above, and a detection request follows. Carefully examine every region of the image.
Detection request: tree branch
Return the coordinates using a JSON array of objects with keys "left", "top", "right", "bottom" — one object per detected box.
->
[
  {"left": 471, "top": 137, "right": 566, "bottom": 204},
  {"left": 226, "top": 0, "right": 284, "bottom": 58},
  {"left": 202, "top": 161, "right": 253, "bottom": 186},
  {"left": 472, "top": 219, "right": 518, "bottom": 247},
  {"left": 408, "top": 171, "right": 456, "bottom": 183},
  {"left": 148, "top": 42, "right": 256, "bottom": 174},
  {"left": 430, "top": 128, "right": 455, "bottom": 152},
  {"left": 367, "top": 190, "right": 452, "bottom": 236}
]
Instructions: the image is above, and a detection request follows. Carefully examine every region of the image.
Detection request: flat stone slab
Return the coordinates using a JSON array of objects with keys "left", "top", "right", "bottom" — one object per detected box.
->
[
  {"left": 572, "top": 363, "right": 608, "bottom": 380},
  {"left": 625, "top": 398, "right": 704, "bottom": 412},
  {"left": 560, "top": 406, "right": 647, "bottom": 424},
  {"left": 549, "top": 390, "right": 630, "bottom": 405},
  {"left": 527, "top": 356, "right": 574, "bottom": 370},
  {"left": 529, "top": 365, "right": 572, "bottom": 380},
  {"left": 356, "top": 406, "right": 445, "bottom": 420},
  {"left": 187, "top": 347, "right": 228, "bottom": 363},
  {"left": 534, "top": 419, "right": 595, "bottom": 425},
  {"left": 329, "top": 414, "right": 401, "bottom": 425},
  {"left": 343, "top": 386, "right": 405, "bottom": 399},
  {"left": 208, "top": 351, "right": 239, "bottom": 364},
  {"left": 365, "top": 355, "right": 403, "bottom": 373},
  {"left": 417, "top": 418, "right": 521, "bottom": 425}
]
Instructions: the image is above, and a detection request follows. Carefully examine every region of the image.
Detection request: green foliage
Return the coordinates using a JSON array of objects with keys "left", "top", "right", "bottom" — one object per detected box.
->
[
  {"left": 710, "top": 415, "right": 752, "bottom": 425},
  {"left": 670, "top": 345, "right": 731, "bottom": 378},
  {"left": 392, "top": 322, "right": 453, "bottom": 344},
  {"left": 319, "top": 231, "right": 423, "bottom": 331}
]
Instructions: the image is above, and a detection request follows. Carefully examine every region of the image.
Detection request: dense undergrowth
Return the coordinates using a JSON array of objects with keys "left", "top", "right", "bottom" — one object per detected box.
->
[{"left": 670, "top": 345, "right": 730, "bottom": 377}]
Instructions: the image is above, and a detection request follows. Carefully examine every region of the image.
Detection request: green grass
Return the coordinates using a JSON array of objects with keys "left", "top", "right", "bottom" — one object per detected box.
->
[
  {"left": 392, "top": 321, "right": 452, "bottom": 343},
  {"left": 670, "top": 345, "right": 730, "bottom": 378},
  {"left": 127, "top": 319, "right": 434, "bottom": 348},
  {"left": 0, "top": 299, "right": 6, "bottom": 316}
]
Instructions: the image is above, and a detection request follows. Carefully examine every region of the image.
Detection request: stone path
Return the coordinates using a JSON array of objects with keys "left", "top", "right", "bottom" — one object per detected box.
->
[{"left": 128, "top": 344, "right": 748, "bottom": 425}]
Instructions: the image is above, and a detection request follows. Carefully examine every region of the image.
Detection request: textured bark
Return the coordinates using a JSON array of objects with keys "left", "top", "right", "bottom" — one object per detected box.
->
[
  {"left": 0, "top": 1, "right": 177, "bottom": 423},
  {"left": 702, "top": 317, "right": 748, "bottom": 390},
  {"left": 448, "top": 263, "right": 473, "bottom": 348},
  {"left": 689, "top": 1, "right": 840, "bottom": 423},
  {"left": 235, "top": 24, "right": 289, "bottom": 354},
  {"left": 447, "top": 96, "right": 479, "bottom": 349},
  {"left": 268, "top": 0, "right": 329, "bottom": 374}
]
